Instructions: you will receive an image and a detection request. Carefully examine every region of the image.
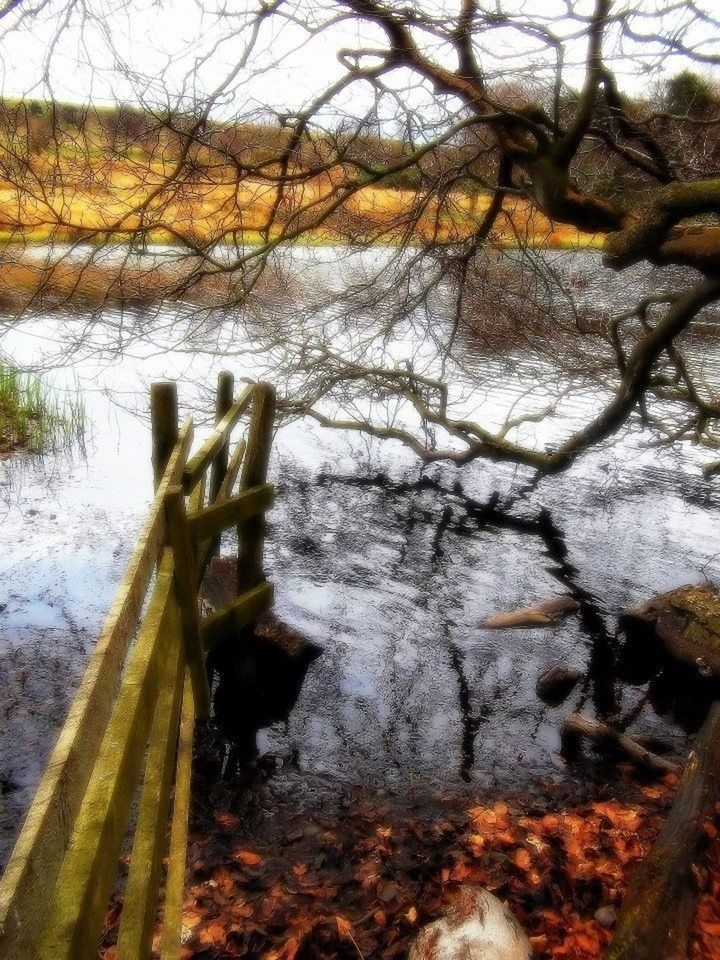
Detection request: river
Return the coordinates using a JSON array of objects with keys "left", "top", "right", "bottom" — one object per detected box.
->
[{"left": 1, "top": 245, "right": 720, "bottom": 867}]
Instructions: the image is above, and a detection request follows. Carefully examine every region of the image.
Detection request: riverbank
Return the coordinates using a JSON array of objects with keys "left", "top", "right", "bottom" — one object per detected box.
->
[{"left": 97, "top": 755, "right": 720, "bottom": 960}]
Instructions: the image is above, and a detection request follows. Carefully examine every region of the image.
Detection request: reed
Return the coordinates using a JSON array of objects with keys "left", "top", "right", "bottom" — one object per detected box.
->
[{"left": 0, "top": 361, "right": 86, "bottom": 456}]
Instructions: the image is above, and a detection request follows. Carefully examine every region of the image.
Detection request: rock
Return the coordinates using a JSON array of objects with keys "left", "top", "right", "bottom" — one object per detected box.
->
[
  {"left": 594, "top": 905, "right": 617, "bottom": 928},
  {"left": 482, "top": 595, "right": 579, "bottom": 629},
  {"left": 407, "top": 887, "right": 532, "bottom": 960},
  {"left": 622, "top": 582, "right": 720, "bottom": 678},
  {"left": 201, "top": 554, "right": 242, "bottom": 613},
  {"left": 535, "top": 664, "right": 582, "bottom": 705},
  {"left": 203, "top": 555, "right": 322, "bottom": 753}
]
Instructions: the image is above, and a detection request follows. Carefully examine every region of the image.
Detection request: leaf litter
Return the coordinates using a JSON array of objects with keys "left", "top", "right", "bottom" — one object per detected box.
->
[{"left": 99, "top": 746, "right": 720, "bottom": 960}]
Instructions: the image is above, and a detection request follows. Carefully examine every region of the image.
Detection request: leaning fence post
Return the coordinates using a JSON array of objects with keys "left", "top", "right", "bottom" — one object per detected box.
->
[
  {"left": 207, "top": 371, "right": 234, "bottom": 559},
  {"left": 150, "top": 381, "right": 179, "bottom": 492},
  {"left": 165, "top": 486, "right": 211, "bottom": 719},
  {"left": 237, "top": 383, "right": 276, "bottom": 595}
]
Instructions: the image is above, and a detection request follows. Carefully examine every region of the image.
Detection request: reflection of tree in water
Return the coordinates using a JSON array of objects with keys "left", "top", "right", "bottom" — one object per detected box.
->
[
  {"left": 425, "top": 502, "right": 487, "bottom": 782},
  {"left": 237, "top": 467, "right": 717, "bottom": 787},
  {"left": 442, "top": 622, "right": 487, "bottom": 783},
  {"left": 315, "top": 470, "right": 639, "bottom": 778}
]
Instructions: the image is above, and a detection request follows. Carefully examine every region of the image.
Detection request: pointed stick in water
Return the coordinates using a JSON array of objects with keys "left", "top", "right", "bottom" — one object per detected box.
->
[
  {"left": 209, "top": 370, "right": 234, "bottom": 506},
  {"left": 237, "top": 382, "right": 276, "bottom": 595}
]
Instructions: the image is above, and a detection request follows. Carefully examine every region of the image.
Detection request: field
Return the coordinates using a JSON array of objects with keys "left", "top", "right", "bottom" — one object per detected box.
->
[
  {"left": 0, "top": 102, "right": 601, "bottom": 252},
  {"left": 0, "top": 160, "right": 600, "bottom": 250}
]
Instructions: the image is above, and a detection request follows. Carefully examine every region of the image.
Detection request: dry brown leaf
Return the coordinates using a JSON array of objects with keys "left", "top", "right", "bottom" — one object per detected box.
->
[
  {"left": 234, "top": 849, "right": 263, "bottom": 866},
  {"left": 335, "top": 915, "right": 353, "bottom": 939}
]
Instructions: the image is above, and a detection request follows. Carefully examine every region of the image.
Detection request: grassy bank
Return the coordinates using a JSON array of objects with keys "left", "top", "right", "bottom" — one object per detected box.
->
[
  {"left": 0, "top": 362, "right": 85, "bottom": 457},
  {"left": 0, "top": 169, "right": 604, "bottom": 251},
  {"left": 0, "top": 99, "right": 603, "bottom": 252},
  {"left": 0, "top": 108, "right": 603, "bottom": 253}
]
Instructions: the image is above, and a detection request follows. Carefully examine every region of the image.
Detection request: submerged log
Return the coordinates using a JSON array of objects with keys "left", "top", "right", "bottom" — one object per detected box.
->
[
  {"left": 482, "top": 595, "right": 579, "bottom": 629},
  {"left": 562, "top": 713, "right": 681, "bottom": 774},
  {"left": 536, "top": 665, "right": 582, "bottom": 705},
  {"left": 202, "top": 556, "right": 321, "bottom": 754},
  {"left": 607, "top": 701, "right": 720, "bottom": 960}
]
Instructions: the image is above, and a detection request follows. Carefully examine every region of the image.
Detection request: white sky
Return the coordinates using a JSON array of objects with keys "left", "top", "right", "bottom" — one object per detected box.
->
[{"left": 0, "top": 0, "right": 717, "bottom": 123}]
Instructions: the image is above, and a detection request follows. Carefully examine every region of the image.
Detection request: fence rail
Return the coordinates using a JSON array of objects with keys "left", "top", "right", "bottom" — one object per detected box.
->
[{"left": 0, "top": 375, "right": 276, "bottom": 960}]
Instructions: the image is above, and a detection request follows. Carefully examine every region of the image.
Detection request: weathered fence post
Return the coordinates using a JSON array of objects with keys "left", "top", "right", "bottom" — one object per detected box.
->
[
  {"left": 237, "top": 383, "right": 276, "bottom": 595},
  {"left": 1, "top": 380, "right": 281, "bottom": 960},
  {"left": 165, "top": 485, "right": 211, "bottom": 719},
  {"left": 209, "top": 370, "right": 234, "bottom": 506},
  {"left": 151, "top": 381, "right": 179, "bottom": 491}
]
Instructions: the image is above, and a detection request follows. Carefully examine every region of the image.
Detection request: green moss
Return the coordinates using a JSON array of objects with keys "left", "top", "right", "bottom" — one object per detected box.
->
[{"left": 650, "top": 584, "right": 720, "bottom": 677}]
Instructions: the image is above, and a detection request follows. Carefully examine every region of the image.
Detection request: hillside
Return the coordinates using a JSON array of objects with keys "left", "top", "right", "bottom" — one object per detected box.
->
[{"left": 0, "top": 100, "right": 598, "bottom": 249}]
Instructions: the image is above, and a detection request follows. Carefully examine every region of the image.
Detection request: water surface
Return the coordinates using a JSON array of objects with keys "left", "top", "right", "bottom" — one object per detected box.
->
[{"left": 2, "top": 247, "right": 719, "bottom": 866}]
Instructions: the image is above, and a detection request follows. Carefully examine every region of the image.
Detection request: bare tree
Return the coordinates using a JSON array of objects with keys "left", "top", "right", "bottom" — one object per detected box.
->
[{"left": 0, "top": 0, "right": 719, "bottom": 475}]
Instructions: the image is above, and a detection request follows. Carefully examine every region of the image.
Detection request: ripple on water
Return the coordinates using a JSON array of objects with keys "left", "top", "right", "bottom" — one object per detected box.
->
[{"left": 2, "top": 251, "right": 720, "bottom": 865}]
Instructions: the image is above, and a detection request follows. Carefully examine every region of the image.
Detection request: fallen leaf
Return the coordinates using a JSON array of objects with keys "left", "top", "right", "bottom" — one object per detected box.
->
[
  {"left": 215, "top": 811, "right": 239, "bottom": 831},
  {"left": 234, "top": 850, "right": 262, "bottom": 866},
  {"left": 512, "top": 848, "right": 532, "bottom": 871}
]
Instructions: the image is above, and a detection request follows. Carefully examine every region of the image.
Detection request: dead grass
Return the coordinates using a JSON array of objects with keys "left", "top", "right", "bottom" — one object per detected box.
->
[
  {"left": 0, "top": 361, "right": 85, "bottom": 456},
  {"left": 0, "top": 152, "right": 602, "bottom": 251}
]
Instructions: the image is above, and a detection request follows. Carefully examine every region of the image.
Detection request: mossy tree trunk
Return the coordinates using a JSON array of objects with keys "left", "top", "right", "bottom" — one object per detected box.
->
[{"left": 607, "top": 701, "right": 720, "bottom": 960}]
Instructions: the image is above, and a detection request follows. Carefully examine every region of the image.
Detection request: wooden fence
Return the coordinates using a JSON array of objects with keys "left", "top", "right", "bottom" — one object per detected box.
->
[{"left": 0, "top": 374, "right": 276, "bottom": 960}]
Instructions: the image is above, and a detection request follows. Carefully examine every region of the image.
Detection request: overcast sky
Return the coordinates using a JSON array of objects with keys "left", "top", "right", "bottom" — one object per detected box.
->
[{"left": 0, "top": 0, "right": 717, "bottom": 122}]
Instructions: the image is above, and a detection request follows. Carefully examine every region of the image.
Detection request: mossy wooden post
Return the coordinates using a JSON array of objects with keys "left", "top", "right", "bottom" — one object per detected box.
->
[
  {"left": 207, "top": 370, "right": 234, "bottom": 557},
  {"left": 181, "top": 385, "right": 254, "bottom": 494},
  {"left": 114, "top": 637, "right": 184, "bottom": 960},
  {"left": 0, "top": 423, "right": 191, "bottom": 960},
  {"left": 151, "top": 381, "right": 179, "bottom": 491},
  {"left": 165, "top": 485, "right": 211, "bottom": 719},
  {"left": 209, "top": 371, "right": 234, "bottom": 505},
  {"left": 160, "top": 673, "right": 195, "bottom": 960},
  {"left": 237, "top": 383, "right": 276, "bottom": 595},
  {"left": 39, "top": 551, "right": 182, "bottom": 960}
]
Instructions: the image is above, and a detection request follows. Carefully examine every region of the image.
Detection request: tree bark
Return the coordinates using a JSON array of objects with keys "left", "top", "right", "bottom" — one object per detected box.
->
[{"left": 606, "top": 701, "right": 720, "bottom": 960}]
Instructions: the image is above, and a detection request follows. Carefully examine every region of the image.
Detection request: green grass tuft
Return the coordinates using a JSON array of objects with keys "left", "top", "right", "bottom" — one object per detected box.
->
[{"left": 0, "top": 362, "right": 86, "bottom": 457}]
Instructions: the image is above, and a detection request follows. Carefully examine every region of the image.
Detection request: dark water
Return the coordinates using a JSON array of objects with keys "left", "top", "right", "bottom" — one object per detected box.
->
[{"left": 2, "top": 247, "right": 720, "bottom": 868}]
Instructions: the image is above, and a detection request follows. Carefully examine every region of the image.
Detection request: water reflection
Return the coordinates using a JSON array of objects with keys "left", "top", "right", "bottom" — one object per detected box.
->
[
  {"left": 266, "top": 466, "right": 719, "bottom": 798},
  {"left": 2, "top": 249, "right": 720, "bottom": 866}
]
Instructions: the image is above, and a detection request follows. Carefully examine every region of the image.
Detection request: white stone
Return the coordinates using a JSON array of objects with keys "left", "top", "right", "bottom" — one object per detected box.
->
[{"left": 407, "top": 887, "right": 532, "bottom": 960}]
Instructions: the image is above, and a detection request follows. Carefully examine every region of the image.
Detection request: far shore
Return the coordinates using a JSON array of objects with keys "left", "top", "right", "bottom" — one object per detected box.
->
[
  {"left": 0, "top": 161, "right": 603, "bottom": 256},
  {"left": 0, "top": 231, "right": 603, "bottom": 312}
]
